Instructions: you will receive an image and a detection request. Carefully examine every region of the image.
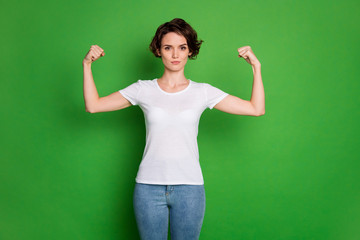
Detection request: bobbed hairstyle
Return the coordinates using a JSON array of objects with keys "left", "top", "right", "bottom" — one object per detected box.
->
[{"left": 149, "top": 18, "right": 204, "bottom": 60}]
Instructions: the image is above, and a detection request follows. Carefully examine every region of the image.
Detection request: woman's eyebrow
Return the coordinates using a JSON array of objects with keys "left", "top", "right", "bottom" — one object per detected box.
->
[{"left": 163, "top": 43, "right": 188, "bottom": 47}]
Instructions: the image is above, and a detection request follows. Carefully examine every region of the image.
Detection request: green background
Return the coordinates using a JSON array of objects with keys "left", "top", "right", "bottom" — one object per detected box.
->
[{"left": 1, "top": 0, "right": 359, "bottom": 239}]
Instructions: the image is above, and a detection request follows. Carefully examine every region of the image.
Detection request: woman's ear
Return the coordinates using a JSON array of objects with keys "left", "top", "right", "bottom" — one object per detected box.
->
[{"left": 156, "top": 49, "right": 161, "bottom": 57}]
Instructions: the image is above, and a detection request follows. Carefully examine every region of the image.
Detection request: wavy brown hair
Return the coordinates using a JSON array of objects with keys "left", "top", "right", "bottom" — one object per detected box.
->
[{"left": 149, "top": 18, "right": 204, "bottom": 60}]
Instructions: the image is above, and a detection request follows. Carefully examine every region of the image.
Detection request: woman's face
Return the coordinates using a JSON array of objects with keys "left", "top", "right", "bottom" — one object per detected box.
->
[{"left": 157, "top": 32, "right": 192, "bottom": 72}]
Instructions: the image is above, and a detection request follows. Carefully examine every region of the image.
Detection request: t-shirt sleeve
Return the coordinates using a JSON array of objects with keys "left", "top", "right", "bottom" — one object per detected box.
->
[
  {"left": 204, "top": 83, "right": 229, "bottom": 109},
  {"left": 118, "top": 80, "right": 142, "bottom": 106}
]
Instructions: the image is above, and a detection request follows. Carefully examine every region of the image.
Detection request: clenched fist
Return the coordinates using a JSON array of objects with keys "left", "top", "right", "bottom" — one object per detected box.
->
[
  {"left": 83, "top": 45, "right": 105, "bottom": 64},
  {"left": 237, "top": 46, "right": 260, "bottom": 67}
]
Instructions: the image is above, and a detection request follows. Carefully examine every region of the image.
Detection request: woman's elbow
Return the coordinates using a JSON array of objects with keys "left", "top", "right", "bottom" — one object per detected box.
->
[
  {"left": 252, "top": 107, "right": 265, "bottom": 116},
  {"left": 85, "top": 106, "right": 97, "bottom": 113},
  {"left": 255, "top": 110, "right": 265, "bottom": 116}
]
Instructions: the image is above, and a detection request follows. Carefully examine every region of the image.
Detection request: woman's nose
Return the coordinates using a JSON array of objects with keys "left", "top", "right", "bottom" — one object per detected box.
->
[{"left": 172, "top": 49, "right": 178, "bottom": 58}]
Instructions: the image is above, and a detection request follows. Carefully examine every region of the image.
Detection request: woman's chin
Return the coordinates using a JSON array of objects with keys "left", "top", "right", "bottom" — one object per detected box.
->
[{"left": 165, "top": 65, "right": 185, "bottom": 72}]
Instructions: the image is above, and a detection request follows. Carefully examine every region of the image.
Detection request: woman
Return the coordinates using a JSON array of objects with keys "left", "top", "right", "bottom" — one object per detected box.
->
[{"left": 83, "top": 18, "right": 264, "bottom": 240}]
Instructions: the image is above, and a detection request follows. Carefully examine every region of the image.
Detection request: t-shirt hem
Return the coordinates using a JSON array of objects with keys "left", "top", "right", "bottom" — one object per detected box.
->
[
  {"left": 135, "top": 178, "right": 204, "bottom": 185},
  {"left": 209, "top": 93, "right": 229, "bottom": 109},
  {"left": 119, "top": 90, "right": 137, "bottom": 105}
]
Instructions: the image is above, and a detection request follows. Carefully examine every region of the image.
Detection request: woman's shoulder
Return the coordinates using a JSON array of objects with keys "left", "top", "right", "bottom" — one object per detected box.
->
[
  {"left": 189, "top": 80, "right": 211, "bottom": 89},
  {"left": 136, "top": 79, "right": 155, "bottom": 83},
  {"left": 134, "top": 79, "right": 157, "bottom": 86}
]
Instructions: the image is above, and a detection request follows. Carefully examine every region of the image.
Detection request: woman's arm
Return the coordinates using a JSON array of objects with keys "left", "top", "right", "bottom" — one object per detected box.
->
[
  {"left": 214, "top": 46, "right": 265, "bottom": 116},
  {"left": 83, "top": 45, "right": 131, "bottom": 113},
  {"left": 83, "top": 61, "right": 100, "bottom": 112}
]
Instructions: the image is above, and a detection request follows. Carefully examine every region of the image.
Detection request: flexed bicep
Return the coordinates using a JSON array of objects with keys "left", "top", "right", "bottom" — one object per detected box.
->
[
  {"left": 88, "top": 91, "right": 132, "bottom": 113},
  {"left": 213, "top": 95, "right": 260, "bottom": 116}
]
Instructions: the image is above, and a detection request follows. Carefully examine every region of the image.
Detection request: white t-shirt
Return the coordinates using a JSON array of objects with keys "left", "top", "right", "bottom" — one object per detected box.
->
[{"left": 119, "top": 78, "right": 229, "bottom": 185}]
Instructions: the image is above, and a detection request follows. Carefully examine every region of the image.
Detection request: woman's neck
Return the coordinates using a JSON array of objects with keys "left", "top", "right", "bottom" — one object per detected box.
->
[{"left": 158, "top": 70, "right": 188, "bottom": 87}]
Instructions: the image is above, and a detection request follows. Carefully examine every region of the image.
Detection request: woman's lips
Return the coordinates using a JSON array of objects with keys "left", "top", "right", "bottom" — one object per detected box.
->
[{"left": 171, "top": 61, "right": 180, "bottom": 64}]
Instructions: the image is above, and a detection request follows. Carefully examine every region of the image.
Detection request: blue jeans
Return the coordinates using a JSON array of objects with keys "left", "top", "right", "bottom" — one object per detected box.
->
[{"left": 133, "top": 183, "right": 206, "bottom": 240}]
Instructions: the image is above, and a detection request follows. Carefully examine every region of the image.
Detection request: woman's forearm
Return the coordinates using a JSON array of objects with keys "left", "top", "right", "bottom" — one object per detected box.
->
[
  {"left": 250, "top": 64, "right": 265, "bottom": 115},
  {"left": 83, "top": 61, "right": 100, "bottom": 113}
]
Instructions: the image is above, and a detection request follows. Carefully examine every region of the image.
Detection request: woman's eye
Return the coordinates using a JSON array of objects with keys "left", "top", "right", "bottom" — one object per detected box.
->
[
  {"left": 164, "top": 47, "right": 170, "bottom": 50},
  {"left": 181, "top": 47, "right": 186, "bottom": 50}
]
